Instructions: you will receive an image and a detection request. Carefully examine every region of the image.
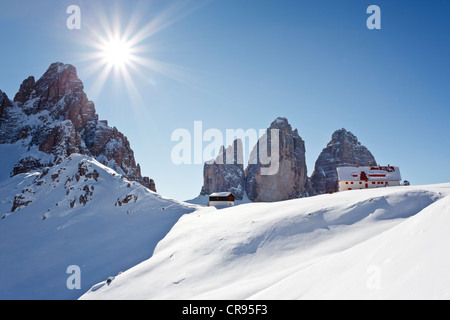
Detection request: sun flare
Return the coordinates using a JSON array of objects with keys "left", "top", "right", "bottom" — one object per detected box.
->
[
  {"left": 101, "top": 38, "right": 132, "bottom": 68},
  {"left": 77, "top": 1, "right": 208, "bottom": 104}
]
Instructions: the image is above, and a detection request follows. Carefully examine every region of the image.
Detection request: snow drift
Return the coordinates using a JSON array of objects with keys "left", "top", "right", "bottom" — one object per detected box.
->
[{"left": 81, "top": 183, "right": 450, "bottom": 300}]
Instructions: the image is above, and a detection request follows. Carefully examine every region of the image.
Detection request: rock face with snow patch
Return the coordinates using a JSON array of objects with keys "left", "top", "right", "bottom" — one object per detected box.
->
[
  {"left": 0, "top": 62, "right": 156, "bottom": 192},
  {"left": 311, "top": 128, "right": 377, "bottom": 194},
  {"left": 200, "top": 139, "right": 245, "bottom": 200},
  {"left": 245, "top": 117, "right": 309, "bottom": 202}
]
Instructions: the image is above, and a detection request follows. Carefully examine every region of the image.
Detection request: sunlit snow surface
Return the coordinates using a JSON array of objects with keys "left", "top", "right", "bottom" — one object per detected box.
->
[{"left": 81, "top": 183, "right": 450, "bottom": 300}]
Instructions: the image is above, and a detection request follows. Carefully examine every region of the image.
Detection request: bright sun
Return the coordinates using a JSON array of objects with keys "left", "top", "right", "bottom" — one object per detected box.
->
[
  {"left": 101, "top": 39, "right": 132, "bottom": 68},
  {"left": 81, "top": 1, "right": 204, "bottom": 102}
]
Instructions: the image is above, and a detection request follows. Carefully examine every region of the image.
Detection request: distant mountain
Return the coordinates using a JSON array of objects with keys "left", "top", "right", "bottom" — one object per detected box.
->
[
  {"left": 0, "top": 62, "right": 155, "bottom": 191},
  {"left": 311, "top": 128, "right": 377, "bottom": 194},
  {"left": 198, "top": 117, "right": 379, "bottom": 202},
  {"left": 245, "top": 117, "right": 310, "bottom": 202},
  {"left": 200, "top": 139, "right": 246, "bottom": 200}
]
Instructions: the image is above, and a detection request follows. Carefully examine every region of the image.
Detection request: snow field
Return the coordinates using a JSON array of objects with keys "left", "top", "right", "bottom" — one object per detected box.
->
[{"left": 81, "top": 183, "right": 450, "bottom": 300}]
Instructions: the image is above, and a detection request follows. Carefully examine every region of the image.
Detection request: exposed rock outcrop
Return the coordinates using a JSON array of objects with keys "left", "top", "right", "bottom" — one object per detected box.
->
[
  {"left": 245, "top": 117, "right": 309, "bottom": 202},
  {"left": 311, "top": 128, "right": 377, "bottom": 194},
  {"left": 0, "top": 62, "right": 156, "bottom": 192},
  {"left": 200, "top": 139, "right": 245, "bottom": 200},
  {"left": 0, "top": 90, "right": 13, "bottom": 119}
]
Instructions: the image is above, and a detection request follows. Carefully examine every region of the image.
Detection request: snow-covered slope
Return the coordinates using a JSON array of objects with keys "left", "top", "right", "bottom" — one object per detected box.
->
[
  {"left": 0, "top": 154, "right": 197, "bottom": 300},
  {"left": 81, "top": 183, "right": 450, "bottom": 300},
  {"left": 0, "top": 142, "right": 27, "bottom": 182},
  {"left": 185, "top": 194, "right": 252, "bottom": 206}
]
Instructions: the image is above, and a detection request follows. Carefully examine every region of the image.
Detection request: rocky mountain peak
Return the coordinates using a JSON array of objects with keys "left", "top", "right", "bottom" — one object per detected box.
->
[
  {"left": 245, "top": 117, "right": 309, "bottom": 202},
  {"left": 330, "top": 128, "right": 360, "bottom": 146},
  {"left": 13, "top": 76, "right": 35, "bottom": 105},
  {"left": 269, "top": 116, "right": 289, "bottom": 129},
  {"left": 311, "top": 128, "right": 377, "bottom": 194},
  {"left": 200, "top": 139, "right": 245, "bottom": 200},
  {"left": 0, "top": 62, "right": 156, "bottom": 192},
  {"left": 198, "top": 120, "right": 376, "bottom": 202},
  {"left": 0, "top": 89, "right": 13, "bottom": 118},
  {"left": 198, "top": 117, "right": 313, "bottom": 203},
  {"left": 35, "top": 63, "right": 82, "bottom": 95}
]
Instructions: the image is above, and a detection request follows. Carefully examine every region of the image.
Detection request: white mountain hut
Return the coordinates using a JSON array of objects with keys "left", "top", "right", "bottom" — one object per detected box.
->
[{"left": 337, "top": 165, "right": 402, "bottom": 191}]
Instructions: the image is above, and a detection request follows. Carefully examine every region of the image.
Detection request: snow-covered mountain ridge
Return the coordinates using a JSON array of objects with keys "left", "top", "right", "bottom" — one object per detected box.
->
[
  {"left": 81, "top": 183, "right": 450, "bottom": 300},
  {"left": 0, "top": 154, "right": 198, "bottom": 299}
]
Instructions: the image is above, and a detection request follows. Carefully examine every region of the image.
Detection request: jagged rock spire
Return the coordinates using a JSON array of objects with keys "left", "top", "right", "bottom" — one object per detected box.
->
[
  {"left": 311, "top": 128, "right": 377, "bottom": 194},
  {"left": 200, "top": 139, "right": 245, "bottom": 200},
  {"left": 245, "top": 117, "right": 309, "bottom": 202},
  {"left": 0, "top": 62, "right": 156, "bottom": 192}
]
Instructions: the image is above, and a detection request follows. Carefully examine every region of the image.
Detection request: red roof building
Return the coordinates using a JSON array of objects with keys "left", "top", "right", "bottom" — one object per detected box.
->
[{"left": 337, "top": 165, "right": 402, "bottom": 191}]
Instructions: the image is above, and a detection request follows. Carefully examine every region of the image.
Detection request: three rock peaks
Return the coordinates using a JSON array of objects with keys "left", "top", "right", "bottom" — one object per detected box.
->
[{"left": 201, "top": 118, "right": 377, "bottom": 202}]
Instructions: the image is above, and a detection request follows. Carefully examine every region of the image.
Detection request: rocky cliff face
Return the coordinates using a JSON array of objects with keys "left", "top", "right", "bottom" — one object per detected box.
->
[
  {"left": 0, "top": 62, "right": 156, "bottom": 192},
  {"left": 200, "top": 139, "right": 245, "bottom": 200},
  {"left": 311, "top": 128, "right": 377, "bottom": 194},
  {"left": 245, "top": 117, "right": 309, "bottom": 202}
]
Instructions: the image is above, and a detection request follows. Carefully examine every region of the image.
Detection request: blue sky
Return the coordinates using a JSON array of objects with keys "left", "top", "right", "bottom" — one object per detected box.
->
[{"left": 1, "top": 0, "right": 449, "bottom": 201}]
